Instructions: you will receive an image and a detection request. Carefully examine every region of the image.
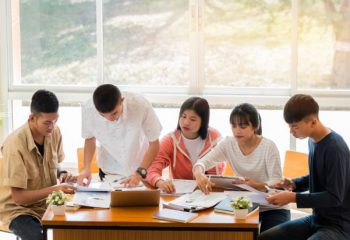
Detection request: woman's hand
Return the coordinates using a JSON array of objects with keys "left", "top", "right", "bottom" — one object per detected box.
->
[{"left": 156, "top": 179, "right": 176, "bottom": 193}]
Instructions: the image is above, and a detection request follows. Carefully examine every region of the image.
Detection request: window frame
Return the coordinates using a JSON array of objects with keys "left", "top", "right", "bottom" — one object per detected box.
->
[{"left": 2, "top": 0, "right": 350, "bottom": 151}]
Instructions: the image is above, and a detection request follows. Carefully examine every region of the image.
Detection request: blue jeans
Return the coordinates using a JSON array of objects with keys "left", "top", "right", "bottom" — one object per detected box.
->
[
  {"left": 258, "top": 215, "right": 350, "bottom": 240},
  {"left": 9, "top": 215, "right": 43, "bottom": 240},
  {"left": 259, "top": 209, "right": 290, "bottom": 233}
]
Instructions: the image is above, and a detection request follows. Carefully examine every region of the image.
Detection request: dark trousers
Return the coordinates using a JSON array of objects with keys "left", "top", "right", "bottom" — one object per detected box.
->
[
  {"left": 9, "top": 215, "right": 42, "bottom": 240},
  {"left": 259, "top": 209, "right": 291, "bottom": 233},
  {"left": 259, "top": 215, "right": 350, "bottom": 240}
]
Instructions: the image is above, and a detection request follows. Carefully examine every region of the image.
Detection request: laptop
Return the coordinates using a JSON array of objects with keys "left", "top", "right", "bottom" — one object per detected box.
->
[{"left": 110, "top": 189, "right": 160, "bottom": 207}]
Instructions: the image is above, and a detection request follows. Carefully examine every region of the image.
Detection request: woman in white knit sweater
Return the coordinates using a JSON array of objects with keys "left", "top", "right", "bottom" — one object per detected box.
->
[{"left": 193, "top": 103, "right": 290, "bottom": 233}]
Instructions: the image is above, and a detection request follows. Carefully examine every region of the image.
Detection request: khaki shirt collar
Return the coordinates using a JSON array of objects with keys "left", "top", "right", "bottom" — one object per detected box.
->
[{"left": 23, "top": 122, "right": 52, "bottom": 153}]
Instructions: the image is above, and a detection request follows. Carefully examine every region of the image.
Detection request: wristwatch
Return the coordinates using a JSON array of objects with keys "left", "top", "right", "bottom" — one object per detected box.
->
[{"left": 136, "top": 167, "right": 147, "bottom": 179}]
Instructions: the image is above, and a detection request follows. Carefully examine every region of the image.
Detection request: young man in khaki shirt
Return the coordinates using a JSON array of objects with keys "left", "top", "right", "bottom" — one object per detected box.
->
[{"left": 0, "top": 90, "right": 76, "bottom": 240}]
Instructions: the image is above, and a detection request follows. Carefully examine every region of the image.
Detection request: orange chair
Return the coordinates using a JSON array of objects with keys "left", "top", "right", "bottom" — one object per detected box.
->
[
  {"left": 283, "top": 151, "right": 312, "bottom": 218},
  {"left": 223, "top": 162, "right": 235, "bottom": 176},
  {"left": 77, "top": 147, "right": 99, "bottom": 173},
  {"left": 283, "top": 150, "right": 309, "bottom": 178}
]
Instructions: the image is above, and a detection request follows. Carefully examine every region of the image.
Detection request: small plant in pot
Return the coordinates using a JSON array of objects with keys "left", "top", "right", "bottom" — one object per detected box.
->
[
  {"left": 230, "top": 196, "right": 253, "bottom": 219},
  {"left": 47, "top": 190, "right": 68, "bottom": 215}
]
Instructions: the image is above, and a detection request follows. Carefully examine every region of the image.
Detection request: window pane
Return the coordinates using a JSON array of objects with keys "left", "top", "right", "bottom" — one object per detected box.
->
[
  {"left": 296, "top": 110, "right": 350, "bottom": 152},
  {"left": 12, "top": 100, "right": 83, "bottom": 165},
  {"left": 16, "top": 0, "right": 97, "bottom": 85},
  {"left": 298, "top": 1, "right": 350, "bottom": 90},
  {"left": 204, "top": 1, "right": 291, "bottom": 88},
  {"left": 103, "top": 0, "right": 189, "bottom": 86}
]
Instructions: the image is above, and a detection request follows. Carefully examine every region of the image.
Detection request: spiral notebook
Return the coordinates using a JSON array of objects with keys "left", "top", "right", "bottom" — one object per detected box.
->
[{"left": 153, "top": 208, "right": 198, "bottom": 223}]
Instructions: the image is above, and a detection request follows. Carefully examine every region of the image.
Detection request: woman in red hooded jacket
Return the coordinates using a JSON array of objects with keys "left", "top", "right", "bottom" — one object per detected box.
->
[{"left": 146, "top": 97, "right": 224, "bottom": 193}]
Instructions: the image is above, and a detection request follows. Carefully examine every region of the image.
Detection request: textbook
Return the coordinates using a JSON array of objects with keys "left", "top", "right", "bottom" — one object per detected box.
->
[
  {"left": 214, "top": 197, "right": 259, "bottom": 215},
  {"left": 153, "top": 208, "right": 199, "bottom": 223}
]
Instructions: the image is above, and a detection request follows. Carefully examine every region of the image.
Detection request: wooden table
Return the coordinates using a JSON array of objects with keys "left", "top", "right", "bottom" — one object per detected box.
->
[{"left": 42, "top": 197, "right": 259, "bottom": 240}]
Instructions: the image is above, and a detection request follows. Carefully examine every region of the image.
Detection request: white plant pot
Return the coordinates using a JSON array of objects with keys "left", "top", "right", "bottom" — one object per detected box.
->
[
  {"left": 51, "top": 205, "right": 65, "bottom": 215},
  {"left": 234, "top": 208, "right": 248, "bottom": 219}
]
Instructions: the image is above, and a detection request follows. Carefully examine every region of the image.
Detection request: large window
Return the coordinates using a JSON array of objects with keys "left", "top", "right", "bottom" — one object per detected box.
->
[
  {"left": 2, "top": 0, "right": 350, "bottom": 168},
  {"left": 6, "top": 0, "right": 350, "bottom": 92}
]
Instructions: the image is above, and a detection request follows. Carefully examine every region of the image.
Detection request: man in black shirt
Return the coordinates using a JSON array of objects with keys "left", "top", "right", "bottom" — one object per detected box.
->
[{"left": 259, "top": 94, "right": 350, "bottom": 240}]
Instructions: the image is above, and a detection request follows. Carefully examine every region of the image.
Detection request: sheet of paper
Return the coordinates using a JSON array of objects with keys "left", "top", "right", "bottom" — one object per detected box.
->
[
  {"left": 72, "top": 191, "right": 111, "bottom": 208},
  {"left": 161, "top": 179, "right": 197, "bottom": 196},
  {"left": 224, "top": 191, "right": 279, "bottom": 208},
  {"left": 103, "top": 177, "right": 145, "bottom": 191},
  {"left": 76, "top": 182, "right": 112, "bottom": 192}
]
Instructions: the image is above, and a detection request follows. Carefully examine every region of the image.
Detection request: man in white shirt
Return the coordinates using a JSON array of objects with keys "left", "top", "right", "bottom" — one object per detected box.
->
[{"left": 77, "top": 84, "right": 162, "bottom": 187}]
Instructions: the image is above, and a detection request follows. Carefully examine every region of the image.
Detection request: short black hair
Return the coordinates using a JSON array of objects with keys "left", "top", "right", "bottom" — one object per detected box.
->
[
  {"left": 230, "top": 103, "right": 262, "bottom": 135},
  {"left": 283, "top": 94, "right": 319, "bottom": 124},
  {"left": 93, "top": 84, "right": 122, "bottom": 113},
  {"left": 30, "top": 89, "right": 59, "bottom": 114},
  {"left": 177, "top": 97, "right": 210, "bottom": 139}
]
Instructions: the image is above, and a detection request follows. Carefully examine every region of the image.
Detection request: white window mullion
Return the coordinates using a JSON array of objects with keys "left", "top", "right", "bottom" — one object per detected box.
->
[
  {"left": 189, "top": 0, "right": 199, "bottom": 94},
  {"left": 288, "top": 0, "right": 299, "bottom": 151},
  {"left": 1, "top": 0, "right": 14, "bottom": 136},
  {"left": 197, "top": 0, "right": 205, "bottom": 94},
  {"left": 290, "top": 0, "right": 298, "bottom": 95},
  {"left": 96, "top": 0, "right": 104, "bottom": 85}
]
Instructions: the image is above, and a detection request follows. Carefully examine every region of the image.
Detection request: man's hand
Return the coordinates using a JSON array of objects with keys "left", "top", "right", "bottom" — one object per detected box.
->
[
  {"left": 59, "top": 171, "right": 77, "bottom": 184},
  {"left": 57, "top": 183, "right": 77, "bottom": 194},
  {"left": 77, "top": 169, "right": 92, "bottom": 186},
  {"left": 120, "top": 172, "right": 142, "bottom": 187},
  {"left": 272, "top": 178, "right": 296, "bottom": 191},
  {"left": 156, "top": 179, "right": 176, "bottom": 193},
  {"left": 266, "top": 191, "right": 296, "bottom": 206}
]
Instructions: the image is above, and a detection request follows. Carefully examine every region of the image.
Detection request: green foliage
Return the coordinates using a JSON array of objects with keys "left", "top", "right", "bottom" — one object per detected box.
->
[
  {"left": 230, "top": 196, "right": 253, "bottom": 210},
  {"left": 46, "top": 190, "right": 68, "bottom": 206}
]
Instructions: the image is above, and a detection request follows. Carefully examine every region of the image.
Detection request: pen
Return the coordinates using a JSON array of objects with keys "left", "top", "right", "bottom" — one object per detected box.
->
[{"left": 206, "top": 175, "right": 211, "bottom": 189}]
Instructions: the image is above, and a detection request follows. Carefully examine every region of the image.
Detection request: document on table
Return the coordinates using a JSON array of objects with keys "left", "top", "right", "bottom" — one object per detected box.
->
[
  {"left": 163, "top": 190, "right": 227, "bottom": 211},
  {"left": 224, "top": 190, "right": 280, "bottom": 208},
  {"left": 76, "top": 182, "right": 112, "bottom": 192},
  {"left": 161, "top": 179, "right": 197, "bottom": 196},
  {"left": 72, "top": 191, "right": 111, "bottom": 208}
]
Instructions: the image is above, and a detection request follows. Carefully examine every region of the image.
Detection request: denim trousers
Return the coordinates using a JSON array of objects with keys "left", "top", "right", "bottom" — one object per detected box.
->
[
  {"left": 259, "top": 209, "right": 291, "bottom": 233},
  {"left": 9, "top": 215, "right": 43, "bottom": 240},
  {"left": 258, "top": 215, "right": 350, "bottom": 240}
]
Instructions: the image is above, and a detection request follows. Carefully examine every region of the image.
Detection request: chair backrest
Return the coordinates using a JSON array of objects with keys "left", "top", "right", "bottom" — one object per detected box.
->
[
  {"left": 77, "top": 147, "right": 99, "bottom": 173},
  {"left": 283, "top": 150, "right": 309, "bottom": 178},
  {"left": 222, "top": 162, "right": 235, "bottom": 176}
]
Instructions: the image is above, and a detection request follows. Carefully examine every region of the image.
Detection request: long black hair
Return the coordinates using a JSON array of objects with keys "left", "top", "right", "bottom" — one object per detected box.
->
[
  {"left": 230, "top": 103, "right": 262, "bottom": 135},
  {"left": 177, "top": 97, "right": 210, "bottom": 139}
]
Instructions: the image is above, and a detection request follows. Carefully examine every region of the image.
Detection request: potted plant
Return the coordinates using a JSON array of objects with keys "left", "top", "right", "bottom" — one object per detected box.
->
[
  {"left": 46, "top": 190, "right": 68, "bottom": 215},
  {"left": 230, "top": 196, "right": 252, "bottom": 219}
]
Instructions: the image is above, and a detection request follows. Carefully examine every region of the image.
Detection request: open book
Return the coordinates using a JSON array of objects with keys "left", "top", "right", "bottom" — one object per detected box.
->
[{"left": 163, "top": 190, "right": 227, "bottom": 212}]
